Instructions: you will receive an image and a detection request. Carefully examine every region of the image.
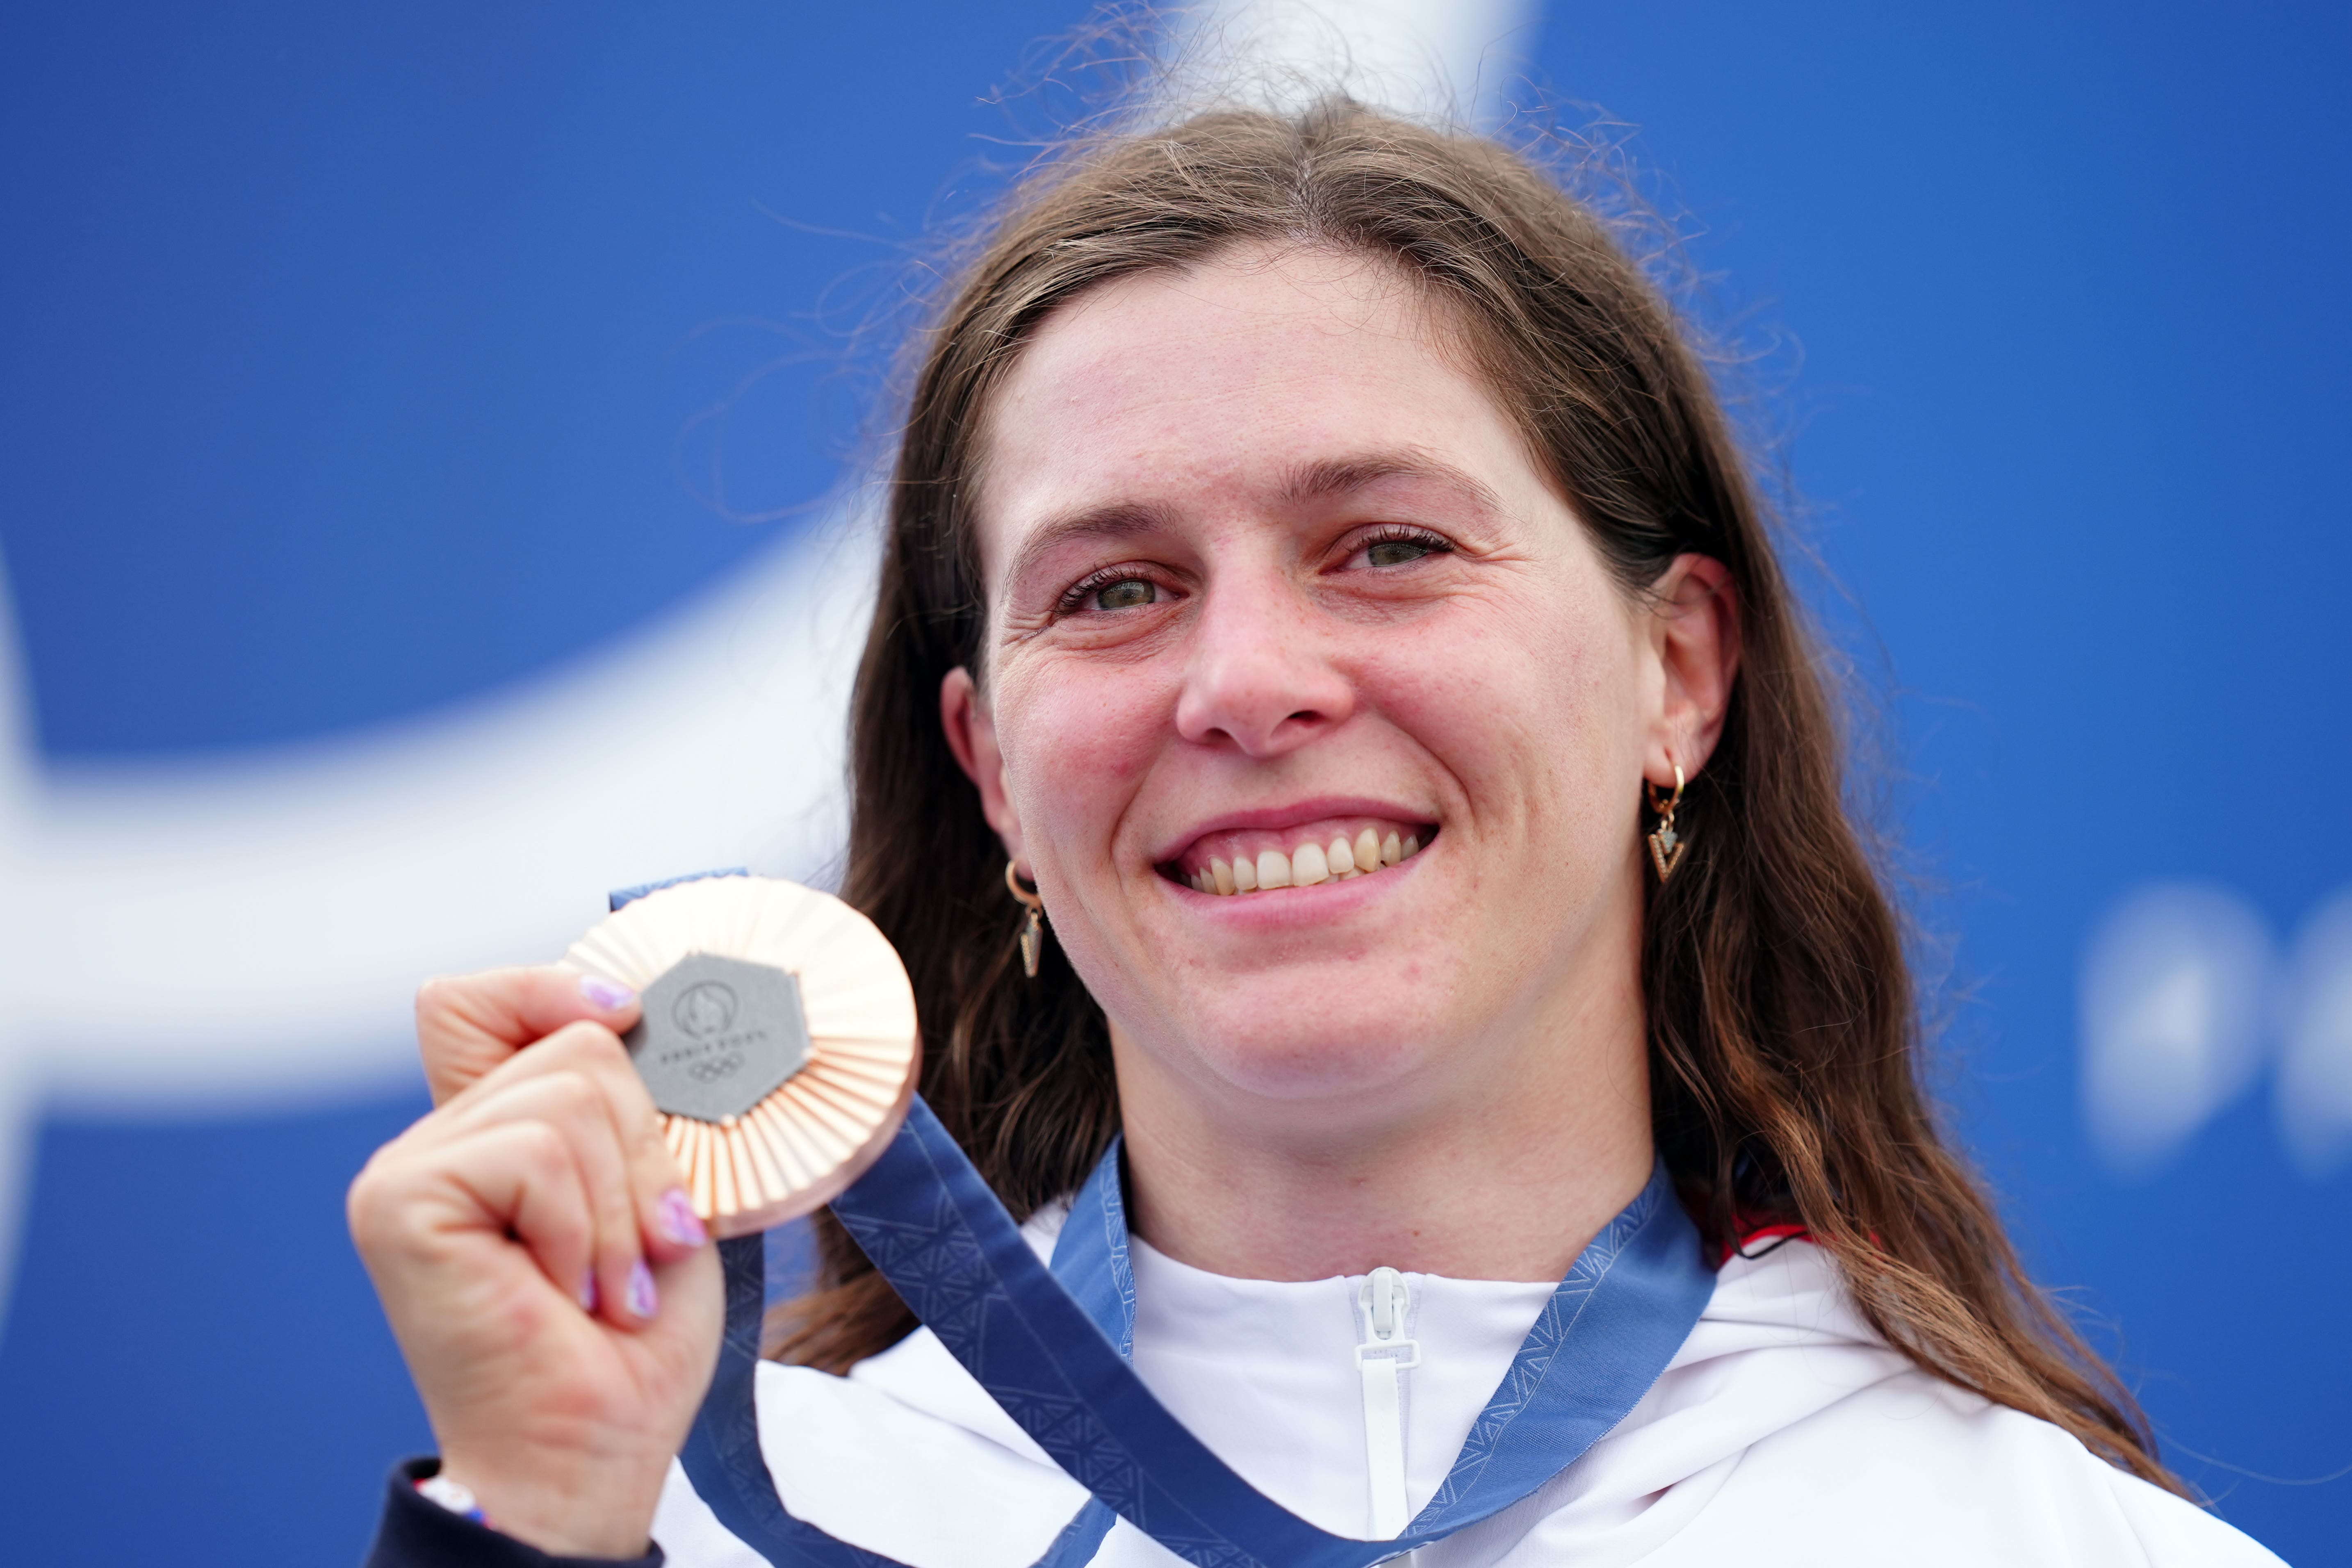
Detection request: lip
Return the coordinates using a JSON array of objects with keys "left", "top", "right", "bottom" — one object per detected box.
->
[
  {"left": 1147, "top": 795, "right": 1439, "bottom": 866},
  {"left": 1164, "top": 841, "right": 1427, "bottom": 917}
]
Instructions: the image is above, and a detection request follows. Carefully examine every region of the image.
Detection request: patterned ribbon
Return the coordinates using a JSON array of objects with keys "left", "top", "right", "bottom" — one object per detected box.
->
[{"left": 677, "top": 1096, "right": 1711, "bottom": 1568}]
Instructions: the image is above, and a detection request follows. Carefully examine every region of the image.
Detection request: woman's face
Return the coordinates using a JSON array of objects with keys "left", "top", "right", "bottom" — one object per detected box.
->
[{"left": 945, "top": 245, "right": 1728, "bottom": 1140}]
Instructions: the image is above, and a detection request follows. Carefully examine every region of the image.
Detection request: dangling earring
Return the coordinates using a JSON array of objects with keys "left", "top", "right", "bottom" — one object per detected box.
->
[
  {"left": 1646, "top": 763, "right": 1689, "bottom": 884},
  {"left": 1005, "top": 860, "right": 1047, "bottom": 978}
]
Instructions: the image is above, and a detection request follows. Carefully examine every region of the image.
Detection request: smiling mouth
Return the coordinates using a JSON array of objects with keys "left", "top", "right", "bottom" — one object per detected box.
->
[{"left": 1161, "top": 817, "right": 1436, "bottom": 897}]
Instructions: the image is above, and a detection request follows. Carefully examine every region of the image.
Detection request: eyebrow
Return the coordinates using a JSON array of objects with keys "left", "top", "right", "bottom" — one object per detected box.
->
[
  {"left": 1001, "top": 501, "right": 1184, "bottom": 597},
  {"left": 997, "top": 448, "right": 1508, "bottom": 593},
  {"left": 1279, "top": 450, "right": 1509, "bottom": 517}
]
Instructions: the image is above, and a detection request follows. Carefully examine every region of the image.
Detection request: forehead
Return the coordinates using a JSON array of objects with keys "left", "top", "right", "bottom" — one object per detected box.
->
[{"left": 973, "top": 245, "right": 1533, "bottom": 576}]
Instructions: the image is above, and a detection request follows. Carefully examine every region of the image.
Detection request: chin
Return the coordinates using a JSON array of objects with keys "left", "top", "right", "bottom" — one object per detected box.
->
[{"left": 1145, "top": 985, "right": 1456, "bottom": 1103}]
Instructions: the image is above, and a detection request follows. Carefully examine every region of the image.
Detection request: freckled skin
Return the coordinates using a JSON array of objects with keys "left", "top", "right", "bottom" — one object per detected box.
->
[{"left": 941, "top": 245, "right": 1738, "bottom": 1283}]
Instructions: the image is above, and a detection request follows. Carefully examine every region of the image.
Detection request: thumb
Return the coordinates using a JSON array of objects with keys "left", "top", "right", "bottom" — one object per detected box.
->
[{"left": 415, "top": 966, "right": 643, "bottom": 1105}]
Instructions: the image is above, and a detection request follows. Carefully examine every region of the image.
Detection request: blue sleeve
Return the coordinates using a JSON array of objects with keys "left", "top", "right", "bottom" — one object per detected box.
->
[{"left": 363, "top": 1459, "right": 668, "bottom": 1568}]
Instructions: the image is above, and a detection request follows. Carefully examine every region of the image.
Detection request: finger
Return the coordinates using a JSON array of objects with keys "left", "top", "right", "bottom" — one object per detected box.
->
[
  {"left": 584, "top": 1046, "right": 703, "bottom": 1268},
  {"left": 353, "top": 1116, "right": 598, "bottom": 1317},
  {"left": 443, "top": 1067, "right": 652, "bottom": 1324},
  {"left": 415, "top": 965, "right": 643, "bottom": 1105},
  {"left": 451, "top": 1072, "right": 644, "bottom": 1307},
  {"left": 433, "top": 1021, "right": 704, "bottom": 1296},
  {"left": 436, "top": 1018, "right": 705, "bottom": 1270},
  {"left": 442, "top": 1119, "right": 601, "bottom": 1315},
  {"left": 427, "top": 1018, "right": 639, "bottom": 1119}
]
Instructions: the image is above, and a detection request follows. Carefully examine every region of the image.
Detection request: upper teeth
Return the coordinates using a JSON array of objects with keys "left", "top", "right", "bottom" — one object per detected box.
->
[{"left": 1185, "top": 825, "right": 1423, "bottom": 896}]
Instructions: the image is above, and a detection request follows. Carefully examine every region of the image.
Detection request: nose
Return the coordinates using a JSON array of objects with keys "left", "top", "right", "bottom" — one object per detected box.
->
[{"left": 1173, "top": 573, "right": 1355, "bottom": 757}]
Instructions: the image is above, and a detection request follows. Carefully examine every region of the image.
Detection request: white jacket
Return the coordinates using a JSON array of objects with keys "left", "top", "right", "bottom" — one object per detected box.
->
[{"left": 652, "top": 1205, "right": 2284, "bottom": 1566}]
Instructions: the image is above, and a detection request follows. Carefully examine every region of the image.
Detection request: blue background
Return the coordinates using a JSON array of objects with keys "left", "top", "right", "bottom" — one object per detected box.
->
[{"left": 1, "top": 2, "right": 2344, "bottom": 1562}]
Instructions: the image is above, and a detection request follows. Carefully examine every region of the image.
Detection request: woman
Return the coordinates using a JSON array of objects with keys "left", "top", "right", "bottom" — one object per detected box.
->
[{"left": 349, "top": 102, "right": 2282, "bottom": 1565}]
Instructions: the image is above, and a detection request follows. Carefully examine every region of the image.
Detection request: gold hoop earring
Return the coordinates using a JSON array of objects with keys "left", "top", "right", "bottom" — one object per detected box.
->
[
  {"left": 1646, "top": 763, "right": 1689, "bottom": 884},
  {"left": 1005, "top": 860, "right": 1047, "bottom": 978}
]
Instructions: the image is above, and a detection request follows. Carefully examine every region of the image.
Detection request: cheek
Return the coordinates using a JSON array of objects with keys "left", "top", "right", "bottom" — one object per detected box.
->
[
  {"left": 1365, "top": 579, "right": 1640, "bottom": 832},
  {"left": 993, "top": 659, "right": 1170, "bottom": 865}
]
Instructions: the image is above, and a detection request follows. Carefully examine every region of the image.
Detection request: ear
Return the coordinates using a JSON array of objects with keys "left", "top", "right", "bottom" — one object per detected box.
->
[
  {"left": 1641, "top": 554, "right": 1741, "bottom": 788},
  {"left": 940, "top": 666, "right": 1026, "bottom": 867}
]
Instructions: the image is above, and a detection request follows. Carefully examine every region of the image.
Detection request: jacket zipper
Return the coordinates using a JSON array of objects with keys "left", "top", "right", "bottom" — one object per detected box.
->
[{"left": 1355, "top": 1265, "right": 1420, "bottom": 1540}]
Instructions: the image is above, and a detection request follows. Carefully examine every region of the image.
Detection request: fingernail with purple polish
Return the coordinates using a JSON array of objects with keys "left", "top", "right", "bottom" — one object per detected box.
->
[
  {"left": 627, "top": 1260, "right": 659, "bottom": 1320},
  {"left": 657, "top": 1188, "right": 708, "bottom": 1248},
  {"left": 579, "top": 975, "right": 636, "bottom": 1012},
  {"left": 580, "top": 1273, "right": 600, "bottom": 1314}
]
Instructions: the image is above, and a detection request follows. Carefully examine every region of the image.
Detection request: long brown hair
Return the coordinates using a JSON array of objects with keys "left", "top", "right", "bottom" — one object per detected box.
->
[{"left": 774, "top": 97, "right": 2178, "bottom": 1493}]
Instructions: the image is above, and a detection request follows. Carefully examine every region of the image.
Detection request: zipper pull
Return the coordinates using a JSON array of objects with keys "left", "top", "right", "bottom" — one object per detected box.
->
[{"left": 1355, "top": 1265, "right": 1419, "bottom": 1538}]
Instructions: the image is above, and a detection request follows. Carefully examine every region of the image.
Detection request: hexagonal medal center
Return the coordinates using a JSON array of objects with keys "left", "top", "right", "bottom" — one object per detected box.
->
[{"left": 621, "top": 953, "right": 810, "bottom": 1122}]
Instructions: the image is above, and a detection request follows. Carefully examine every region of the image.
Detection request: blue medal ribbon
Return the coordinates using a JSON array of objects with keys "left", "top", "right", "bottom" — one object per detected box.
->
[{"left": 677, "top": 1096, "right": 1711, "bottom": 1568}]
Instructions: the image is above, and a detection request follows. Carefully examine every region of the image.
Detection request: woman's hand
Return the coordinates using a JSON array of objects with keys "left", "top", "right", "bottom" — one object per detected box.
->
[{"left": 349, "top": 967, "right": 722, "bottom": 1558}]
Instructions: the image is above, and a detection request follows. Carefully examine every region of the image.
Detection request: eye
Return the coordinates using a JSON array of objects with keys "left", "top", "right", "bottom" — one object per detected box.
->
[
  {"left": 1057, "top": 568, "right": 1166, "bottom": 615},
  {"left": 1352, "top": 526, "right": 1453, "bottom": 570},
  {"left": 1365, "top": 538, "right": 1434, "bottom": 567},
  {"left": 1093, "top": 577, "right": 1158, "bottom": 610}
]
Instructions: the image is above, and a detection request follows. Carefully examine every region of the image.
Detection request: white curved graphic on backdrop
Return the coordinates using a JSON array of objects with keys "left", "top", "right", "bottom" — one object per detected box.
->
[
  {"left": 0, "top": 520, "right": 877, "bottom": 1322},
  {"left": 2278, "top": 891, "right": 2352, "bottom": 1178},
  {"left": 0, "top": 0, "right": 1544, "bottom": 1333},
  {"left": 1170, "top": 0, "right": 1538, "bottom": 125},
  {"left": 2079, "top": 883, "right": 2276, "bottom": 1173}
]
